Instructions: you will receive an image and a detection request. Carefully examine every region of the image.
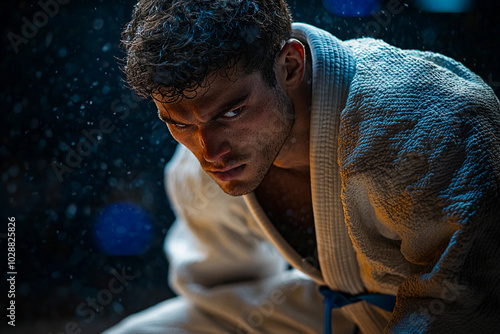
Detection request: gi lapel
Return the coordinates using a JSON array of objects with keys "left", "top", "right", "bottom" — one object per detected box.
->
[{"left": 293, "top": 23, "right": 365, "bottom": 294}]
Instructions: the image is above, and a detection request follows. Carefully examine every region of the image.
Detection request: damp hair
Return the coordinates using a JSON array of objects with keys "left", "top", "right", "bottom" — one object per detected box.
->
[{"left": 121, "top": 0, "right": 293, "bottom": 102}]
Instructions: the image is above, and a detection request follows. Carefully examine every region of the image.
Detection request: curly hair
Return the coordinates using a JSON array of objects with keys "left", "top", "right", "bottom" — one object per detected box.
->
[{"left": 121, "top": 0, "right": 293, "bottom": 102}]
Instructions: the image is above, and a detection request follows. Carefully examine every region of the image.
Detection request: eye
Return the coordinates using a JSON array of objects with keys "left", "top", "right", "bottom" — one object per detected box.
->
[
  {"left": 168, "top": 122, "right": 188, "bottom": 131},
  {"left": 222, "top": 107, "right": 243, "bottom": 119}
]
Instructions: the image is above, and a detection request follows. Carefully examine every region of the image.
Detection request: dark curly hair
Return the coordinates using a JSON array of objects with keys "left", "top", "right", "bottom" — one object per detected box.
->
[{"left": 121, "top": 0, "right": 293, "bottom": 102}]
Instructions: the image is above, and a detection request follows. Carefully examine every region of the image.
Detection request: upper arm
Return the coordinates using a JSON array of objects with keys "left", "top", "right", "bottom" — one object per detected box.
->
[{"left": 339, "top": 45, "right": 500, "bottom": 331}]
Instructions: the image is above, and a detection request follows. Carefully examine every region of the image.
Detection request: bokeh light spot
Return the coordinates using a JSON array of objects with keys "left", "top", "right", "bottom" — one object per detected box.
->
[
  {"left": 94, "top": 202, "right": 153, "bottom": 256},
  {"left": 322, "top": 0, "right": 380, "bottom": 17},
  {"left": 415, "top": 0, "right": 473, "bottom": 13}
]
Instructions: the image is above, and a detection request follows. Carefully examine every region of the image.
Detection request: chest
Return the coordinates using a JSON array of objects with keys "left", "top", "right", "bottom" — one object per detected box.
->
[{"left": 255, "top": 169, "right": 316, "bottom": 259}]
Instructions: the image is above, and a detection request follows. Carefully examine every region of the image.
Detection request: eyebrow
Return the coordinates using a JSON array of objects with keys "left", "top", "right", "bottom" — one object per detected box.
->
[{"left": 160, "top": 92, "right": 250, "bottom": 125}]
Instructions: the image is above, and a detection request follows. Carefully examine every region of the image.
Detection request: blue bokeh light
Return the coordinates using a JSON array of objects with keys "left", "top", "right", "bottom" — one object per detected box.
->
[
  {"left": 415, "top": 0, "right": 473, "bottom": 13},
  {"left": 94, "top": 202, "right": 154, "bottom": 256},
  {"left": 322, "top": 0, "right": 380, "bottom": 17}
]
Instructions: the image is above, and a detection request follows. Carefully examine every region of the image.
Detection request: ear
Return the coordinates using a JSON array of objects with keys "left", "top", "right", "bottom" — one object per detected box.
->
[{"left": 275, "top": 39, "right": 306, "bottom": 90}]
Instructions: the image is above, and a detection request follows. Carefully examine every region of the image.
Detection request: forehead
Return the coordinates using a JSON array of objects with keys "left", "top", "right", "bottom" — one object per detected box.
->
[{"left": 153, "top": 68, "right": 266, "bottom": 121}]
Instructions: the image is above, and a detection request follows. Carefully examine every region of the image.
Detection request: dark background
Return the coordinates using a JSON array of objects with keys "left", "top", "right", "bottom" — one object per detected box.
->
[{"left": 1, "top": 0, "right": 499, "bottom": 333}]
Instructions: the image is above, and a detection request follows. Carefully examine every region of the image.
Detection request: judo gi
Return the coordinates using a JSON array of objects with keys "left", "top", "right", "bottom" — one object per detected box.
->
[{"left": 104, "top": 23, "right": 500, "bottom": 334}]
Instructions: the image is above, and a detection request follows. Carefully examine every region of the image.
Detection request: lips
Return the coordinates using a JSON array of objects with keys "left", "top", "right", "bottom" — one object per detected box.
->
[{"left": 207, "top": 164, "right": 246, "bottom": 182}]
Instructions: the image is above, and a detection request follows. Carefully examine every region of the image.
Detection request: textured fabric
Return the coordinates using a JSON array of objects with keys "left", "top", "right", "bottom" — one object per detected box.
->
[
  {"left": 292, "top": 23, "right": 365, "bottom": 295},
  {"left": 102, "top": 297, "right": 239, "bottom": 334},
  {"left": 105, "top": 23, "right": 500, "bottom": 333},
  {"left": 340, "top": 36, "right": 500, "bottom": 332}
]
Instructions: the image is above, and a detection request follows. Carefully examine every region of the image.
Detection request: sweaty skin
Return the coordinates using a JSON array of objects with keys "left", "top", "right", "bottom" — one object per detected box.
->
[{"left": 154, "top": 39, "right": 312, "bottom": 196}]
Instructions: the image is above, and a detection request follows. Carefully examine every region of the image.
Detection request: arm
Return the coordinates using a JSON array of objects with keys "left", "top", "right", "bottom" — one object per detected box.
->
[
  {"left": 163, "top": 145, "right": 324, "bottom": 332},
  {"left": 385, "top": 107, "right": 500, "bottom": 332},
  {"left": 340, "top": 43, "right": 500, "bottom": 333},
  {"left": 350, "top": 120, "right": 500, "bottom": 333},
  {"left": 164, "top": 145, "right": 284, "bottom": 289}
]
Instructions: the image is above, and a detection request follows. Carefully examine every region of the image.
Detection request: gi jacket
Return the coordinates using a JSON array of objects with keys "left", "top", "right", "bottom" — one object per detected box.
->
[{"left": 164, "top": 23, "right": 500, "bottom": 333}]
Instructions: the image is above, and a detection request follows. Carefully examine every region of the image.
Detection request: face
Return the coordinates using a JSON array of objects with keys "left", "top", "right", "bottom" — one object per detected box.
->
[{"left": 154, "top": 69, "right": 295, "bottom": 196}]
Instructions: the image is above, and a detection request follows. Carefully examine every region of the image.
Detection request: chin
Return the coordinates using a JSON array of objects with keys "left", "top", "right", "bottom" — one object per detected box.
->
[
  {"left": 212, "top": 174, "right": 267, "bottom": 196},
  {"left": 207, "top": 159, "right": 273, "bottom": 196},
  {"left": 218, "top": 180, "right": 257, "bottom": 197}
]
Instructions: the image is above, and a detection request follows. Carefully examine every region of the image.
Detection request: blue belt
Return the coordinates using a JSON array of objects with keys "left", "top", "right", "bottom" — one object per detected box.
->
[{"left": 319, "top": 286, "right": 396, "bottom": 334}]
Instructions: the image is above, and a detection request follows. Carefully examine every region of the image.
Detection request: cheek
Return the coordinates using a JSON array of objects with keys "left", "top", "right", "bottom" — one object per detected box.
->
[
  {"left": 173, "top": 133, "right": 203, "bottom": 160},
  {"left": 256, "top": 107, "right": 288, "bottom": 133},
  {"left": 167, "top": 126, "right": 182, "bottom": 144},
  {"left": 168, "top": 127, "right": 197, "bottom": 150},
  {"left": 235, "top": 115, "right": 276, "bottom": 151},
  {"left": 166, "top": 124, "right": 176, "bottom": 137}
]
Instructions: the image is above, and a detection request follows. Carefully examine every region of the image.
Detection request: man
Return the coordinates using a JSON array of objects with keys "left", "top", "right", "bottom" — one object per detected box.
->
[{"left": 105, "top": 0, "right": 500, "bottom": 333}]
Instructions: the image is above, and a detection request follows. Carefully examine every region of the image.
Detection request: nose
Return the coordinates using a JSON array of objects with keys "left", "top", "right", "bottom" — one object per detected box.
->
[{"left": 197, "top": 124, "right": 230, "bottom": 163}]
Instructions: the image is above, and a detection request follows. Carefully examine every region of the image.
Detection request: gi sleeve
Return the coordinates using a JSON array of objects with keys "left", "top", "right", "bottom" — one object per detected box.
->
[
  {"left": 381, "top": 101, "right": 500, "bottom": 333},
  {"left": 340, "top": 55, "right": 500, "bottom": 332},
  {"left": 162, "top": 145, "right": 325, "bottom": 333}
]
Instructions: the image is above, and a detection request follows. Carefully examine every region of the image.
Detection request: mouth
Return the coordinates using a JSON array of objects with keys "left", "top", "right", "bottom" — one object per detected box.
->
[{"left": 207, "top": 164, "right": 246, "bottom": 182}]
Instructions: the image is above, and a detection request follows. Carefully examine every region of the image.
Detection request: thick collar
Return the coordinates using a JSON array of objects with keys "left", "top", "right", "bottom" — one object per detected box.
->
[{"left": 245, "top": 23, "right": 364, "bottom": 293}]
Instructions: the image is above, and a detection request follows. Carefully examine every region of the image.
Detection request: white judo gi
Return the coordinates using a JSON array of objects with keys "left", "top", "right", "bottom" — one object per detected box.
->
[{"left": 104, "top": 23, "right": 500, "bottom": 333}]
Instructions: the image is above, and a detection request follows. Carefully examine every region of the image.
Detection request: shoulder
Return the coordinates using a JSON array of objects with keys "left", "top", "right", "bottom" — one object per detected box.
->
[
  {"left": 344, "top": 38, "right": 494, "bottom": 102},
  {"left": 339, "top": 39, "right": 500, "bottom": 194},
  {"left": 340, "top": 38, "right": 499, "bottom": 154}
]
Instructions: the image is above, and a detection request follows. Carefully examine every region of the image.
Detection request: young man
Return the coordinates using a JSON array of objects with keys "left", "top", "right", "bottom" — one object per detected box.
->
[{"left": 105, "top": 0, "right": 500, "bottom": 333}]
